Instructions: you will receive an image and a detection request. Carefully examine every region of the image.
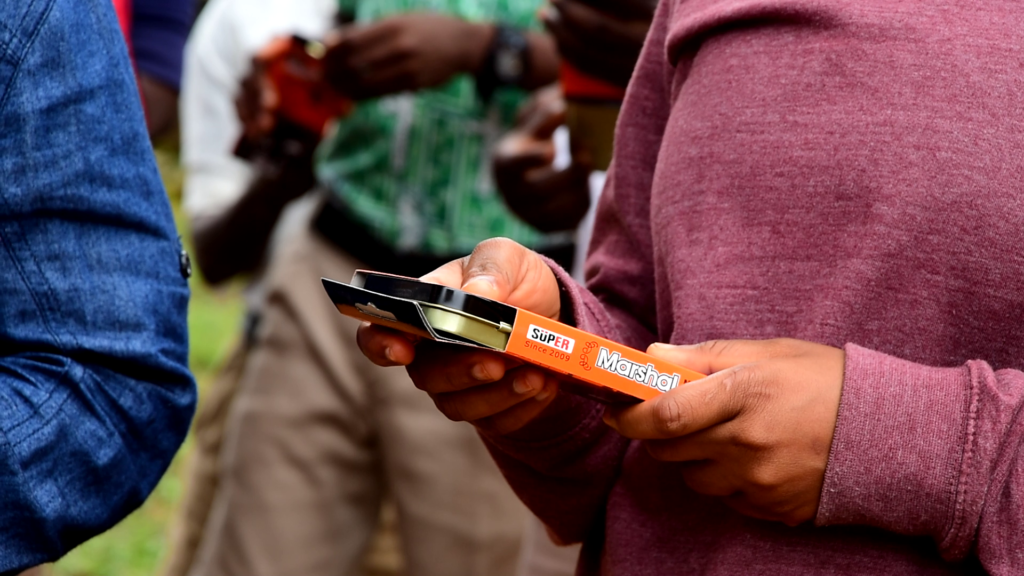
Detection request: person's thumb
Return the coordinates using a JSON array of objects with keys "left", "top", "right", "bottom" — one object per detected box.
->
[
  {"left": 646, "top": 339, "right": 782, "bottom": 375},
  {"left": 459, "top": 238, "right": 561, "bottom": 319}
]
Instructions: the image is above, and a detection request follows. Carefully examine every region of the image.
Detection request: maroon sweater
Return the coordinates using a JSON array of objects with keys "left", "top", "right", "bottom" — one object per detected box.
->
[{"left": 484, "top": 0, "right": 1024, "bottom": 574}]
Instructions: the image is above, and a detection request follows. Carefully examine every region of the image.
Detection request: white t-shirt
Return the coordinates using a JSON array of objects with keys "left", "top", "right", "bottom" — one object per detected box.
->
[{"left": 180, "top": 0, "right": 337, "bottom": 220}]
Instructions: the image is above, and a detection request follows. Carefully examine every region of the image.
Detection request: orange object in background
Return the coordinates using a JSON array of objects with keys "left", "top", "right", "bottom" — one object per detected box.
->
[
  {"left": 256, "top": 35, "right": 353, "bottom": 136},
  {"left": 560, "top": 61, "right": 626, "bottom": 102}
]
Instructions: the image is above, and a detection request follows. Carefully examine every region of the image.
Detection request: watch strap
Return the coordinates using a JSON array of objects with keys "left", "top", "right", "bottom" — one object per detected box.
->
[{"left": 475, "top": 24, "right": 530, "bottom": 103}]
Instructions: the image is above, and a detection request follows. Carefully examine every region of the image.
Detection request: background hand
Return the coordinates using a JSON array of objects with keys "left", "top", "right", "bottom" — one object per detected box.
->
[
  {"left": 235, "top": 59, "right": 279, "bottom": 141},
  {"left": 323, "top": 13, "right": 493, "bottom": 100},
  {"left": 493, "top": 86, "right": 592, "bottom": 232},
  {"left": 356, "top": 239, "right": 565, "bottom": 435},
  {"left": 604, "top": 338, "right": 845, "bottom": 525},
  {"left": 233, "top": 57, "right": 321, "bottom": 190},
  {"left": 541, "top": 0, "right": 656, "bottom": 88}
]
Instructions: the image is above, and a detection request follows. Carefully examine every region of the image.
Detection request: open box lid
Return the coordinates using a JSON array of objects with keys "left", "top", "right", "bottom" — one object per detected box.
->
[{"left": 321, "top": 272, "right": 519, "bottom": 351}]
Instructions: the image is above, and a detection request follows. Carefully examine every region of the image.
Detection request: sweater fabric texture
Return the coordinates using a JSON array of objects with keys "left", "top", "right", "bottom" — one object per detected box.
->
[{"left": 484, "top": 0, "right": 1024, "bottom": 574}]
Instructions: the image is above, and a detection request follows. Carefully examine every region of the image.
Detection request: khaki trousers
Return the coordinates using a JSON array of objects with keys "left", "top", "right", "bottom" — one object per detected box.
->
[{"left": 183, "top": 225, "right": 526, "bottom": 576}]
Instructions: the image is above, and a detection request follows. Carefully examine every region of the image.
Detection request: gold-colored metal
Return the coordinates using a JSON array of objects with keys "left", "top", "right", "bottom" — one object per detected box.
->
[
  {"left": 420, "top": 304, "right": 510, "bottom": 351},
  {"left": 305, "top": 40, "right": 327, "bottom": 60}
]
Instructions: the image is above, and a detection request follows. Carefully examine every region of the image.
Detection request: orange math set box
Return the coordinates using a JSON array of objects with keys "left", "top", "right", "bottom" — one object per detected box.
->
[{"left": 323, "top": 272, "right": 705, "bottom": 405}]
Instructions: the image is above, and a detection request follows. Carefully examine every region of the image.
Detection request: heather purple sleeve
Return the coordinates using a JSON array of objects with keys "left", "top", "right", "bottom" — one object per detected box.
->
[
  {"left": 578, "top": 0, "right": 679, "bottom": 349},
  {"left": 479, "top": 1, "right": 680, "bottom": 545},
  {"left": 481, "top": 262, "right": 630, "bottom": 544},
  {"left": 817, "top": 344, "right": 1024, "bottom": 573}
]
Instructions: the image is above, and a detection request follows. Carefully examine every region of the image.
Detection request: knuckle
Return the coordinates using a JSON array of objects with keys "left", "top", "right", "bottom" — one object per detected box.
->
[
  {"left": 745, "top": 462, "right": 784, "bottom": 491},
  {"left": 680, "top": 464, "right": 729, "bottom": 496},
  {"left": 765, "top": 338, "right": 800, "bottom": 357},
  {"left": 432, "top": 393, "right": 468, "bottom": 423},
  {"left": 394, "top": 37, "right": 415, "bottom": 55},
  {"left": 442, "top": 365, "right": 467, "bottom": 392},
  {"left": 405, "top": 363, "right": 428, "bottom": 390},
  {"left": 726, "top": 365, "right": 772, "bottom": 412},
  {"left": 699, "top": 339, "right": 730, "bottom": 356},
  {"left": 734, "top": 426, "right": 773, "bottom": 453},
  {"left": 643, "top": 439, "right": 673, "bottom": 461},
  {"left": 653, "top": 394, "right": 692, "bottom": 437},
  {"left": 474, "top": 415, "right": 500, "bottom": 435},
  {"left": 490, "top": 416, "right": 521, "bottom": 437},
  {"left": 781, "top": 512, "right": 804, "bottom": 527}
]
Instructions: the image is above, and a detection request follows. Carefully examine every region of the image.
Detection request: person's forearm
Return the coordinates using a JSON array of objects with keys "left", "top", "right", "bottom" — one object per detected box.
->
[
  {"left": 479, "top": 259, "right": 657, "bottom": 544},
  {"left": 481, "top": 393, "right": 627, "bottom": 545},
  {"left": 524, "top": 31, "right": 560, "bottom": 89},
  {"left": 139, "top": 74, "right": 178, "bottom": 141},
  {"left": 192, "top": 166, "right": 310, "bottom": 285}
]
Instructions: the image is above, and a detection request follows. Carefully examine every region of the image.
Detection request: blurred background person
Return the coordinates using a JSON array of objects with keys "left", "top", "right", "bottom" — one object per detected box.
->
[
  {"left": 161, "top": 2, "right": 337, "bottom": 575},
  {"left": 111, "top": 0, "right": 194, "bottom": 140},
  {"left": 489, "top": 1, "right": 656, "bottom": 574},
  {"left": 172, "top": 1, "right": 567, "bottom": 576}
]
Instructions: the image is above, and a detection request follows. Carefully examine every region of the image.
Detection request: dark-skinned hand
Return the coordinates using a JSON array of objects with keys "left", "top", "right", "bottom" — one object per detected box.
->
[
  {"left": 542, "top": 0, "right": 656, "bottom": 87},
  {"left": 323, "top": 13, "right": 493, "bottom": 100},
  {"left": 356, "top": 239, "right": 565, "bottom": 436},
  {"left": 604, "top": 338, "right": 845, "bottom": 526},
  {"left": 235, "top": 57, "right": 280, "bottom": 141},
  {"left": 233, "top": 62, "right": 320, "bottom": 198},
  {"left": 357, "top": 238, "right": 846, "bottom": 527},
  {"left": 493, "top": 85, "right": 592, "bottom": 232}
]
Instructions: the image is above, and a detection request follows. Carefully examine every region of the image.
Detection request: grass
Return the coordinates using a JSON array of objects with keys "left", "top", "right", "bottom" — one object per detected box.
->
[{"left": 48, "top": 146, "right": 247, "bottom": 576}]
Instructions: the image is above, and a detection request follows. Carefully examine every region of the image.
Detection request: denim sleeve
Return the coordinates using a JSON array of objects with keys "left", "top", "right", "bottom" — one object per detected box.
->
[{"left": 0, "top": 0, "right": 195, "bottom": 572}]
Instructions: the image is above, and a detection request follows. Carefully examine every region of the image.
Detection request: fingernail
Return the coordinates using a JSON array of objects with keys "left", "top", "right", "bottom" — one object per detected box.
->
[
  {"left": 513, "top": 375, "right": 535, "bottom": 394},
  {"left": 471, "top": 363, "right": 492, "bottom": 382},
  {"left": 462, "top": 276, "right": 498, "bottom": 295},
  {"left": 647, "top": 342, "right": 687, "bottom": 356},
  {"left": 384, "top": 347, "right": 397, "bottom": 363}
]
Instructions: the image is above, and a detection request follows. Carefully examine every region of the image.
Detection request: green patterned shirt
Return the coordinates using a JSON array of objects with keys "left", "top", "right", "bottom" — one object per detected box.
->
[{"left": 316, "top": 0, "right": 555, "bottom": 257}]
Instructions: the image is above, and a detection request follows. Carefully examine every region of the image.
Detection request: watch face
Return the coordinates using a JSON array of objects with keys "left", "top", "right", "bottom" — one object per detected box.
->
[{"left": 496, "top": 47, "right": 525, "bottom": 83}]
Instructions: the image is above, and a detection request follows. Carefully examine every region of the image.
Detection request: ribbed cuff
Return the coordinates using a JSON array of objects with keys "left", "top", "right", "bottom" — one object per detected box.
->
[
  {"left": 539, "top": 255, "right": 617, "bottom": 340},
  {"left": 816, "top": 344, "right": 973, "bottom": 548}
]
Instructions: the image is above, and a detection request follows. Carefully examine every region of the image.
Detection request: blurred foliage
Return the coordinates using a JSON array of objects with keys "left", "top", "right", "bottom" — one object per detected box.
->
[{"left": 48, "top": 144, "right": 246, "bottom": 576}]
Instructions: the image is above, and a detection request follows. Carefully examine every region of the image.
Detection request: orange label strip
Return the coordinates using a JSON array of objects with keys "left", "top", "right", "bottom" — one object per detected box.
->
[{"left": 505, "top": 309, "right": 705, "bottom": 401}]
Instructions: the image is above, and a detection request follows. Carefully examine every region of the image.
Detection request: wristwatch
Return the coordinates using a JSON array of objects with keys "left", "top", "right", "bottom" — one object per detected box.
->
[{"left": 476, "top": 24, "right": 530, "bottom": 102}]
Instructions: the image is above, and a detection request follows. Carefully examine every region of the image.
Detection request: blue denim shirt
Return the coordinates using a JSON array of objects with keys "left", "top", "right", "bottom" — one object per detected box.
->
[{"left": 0, "top": 0, "right": 195, "bottom": 571}]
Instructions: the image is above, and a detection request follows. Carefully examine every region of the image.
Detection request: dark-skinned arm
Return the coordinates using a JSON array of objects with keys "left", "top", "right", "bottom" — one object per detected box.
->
[
  {"left": 139, "top": 74, "right": 178, "bottom": 141},
  {"left": 323, "top": 13, "right": 559, "bottom": 101},
  {"left": 190, "top": 63, "right": 318, "bottom": 286},
  {"left": 191, "top": 153, "right": 314, "bottom": 285},
  {"left": 542, "top": 0, "right": 656, "bottom": 88}
]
